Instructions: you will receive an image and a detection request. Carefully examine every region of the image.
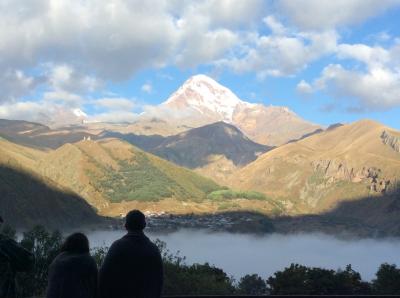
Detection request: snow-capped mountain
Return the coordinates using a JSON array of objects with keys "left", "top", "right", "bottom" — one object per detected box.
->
[
  {"left": 73, "top": 108, "right": 88, "bottom": 118},
  {"left": 160, "top": 74, "right": 321, "bottom": 146},
  {"left": 164, "top": 74, "right": 254, "bottom": 122}
]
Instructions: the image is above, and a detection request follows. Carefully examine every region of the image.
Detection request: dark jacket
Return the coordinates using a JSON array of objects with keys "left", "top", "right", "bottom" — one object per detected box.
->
[
  {"left": 0, "top": 234, "right": 34, "bottom": 298},
  {"left": 46, "top": 252, "right": 98, "bottom": 298},
  {"left": 99, "top": 231, "right": 163, "bottom": 298}
]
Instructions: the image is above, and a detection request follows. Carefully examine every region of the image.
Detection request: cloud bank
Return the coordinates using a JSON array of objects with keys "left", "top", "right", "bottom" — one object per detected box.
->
[{"left": 0, "top": 0, "right": 399, "bottom": 123}]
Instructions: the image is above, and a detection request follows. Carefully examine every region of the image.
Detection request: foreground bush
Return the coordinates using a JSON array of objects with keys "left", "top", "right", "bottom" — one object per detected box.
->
[{"left": 267, "top": 264, "right": 372, "bottom": 295}]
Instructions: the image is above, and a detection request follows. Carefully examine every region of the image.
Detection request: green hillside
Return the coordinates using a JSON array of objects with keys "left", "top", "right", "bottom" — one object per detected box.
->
[{"left": 39, "top": 138, "right": 222, "bottom": 207}]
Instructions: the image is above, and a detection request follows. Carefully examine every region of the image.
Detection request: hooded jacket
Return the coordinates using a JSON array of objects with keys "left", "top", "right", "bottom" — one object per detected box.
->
[{"left": 46, "top": 252, "right": 98, "bottom": 298}]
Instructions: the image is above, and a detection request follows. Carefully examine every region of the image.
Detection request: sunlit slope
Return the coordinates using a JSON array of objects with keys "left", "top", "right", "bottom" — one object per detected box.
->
[
  {"left": 0, "top": 138, "right": 46, "bottom": 170},
  {"left": 231, "top": 120, "right": 400, "bottom": 214},
  {"left": 38, "top": 138, "right": 222, "bottom": 213}
]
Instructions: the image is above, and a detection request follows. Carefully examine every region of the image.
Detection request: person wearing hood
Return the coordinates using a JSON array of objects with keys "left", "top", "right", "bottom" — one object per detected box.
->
[{"left": 46, "top": 232, "right": 98, "bottom": 298}]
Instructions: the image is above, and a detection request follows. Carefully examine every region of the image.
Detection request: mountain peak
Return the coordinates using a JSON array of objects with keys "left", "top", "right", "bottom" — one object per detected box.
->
[{"left": 163, "top": 74, "right": 252, "bottom": 122}]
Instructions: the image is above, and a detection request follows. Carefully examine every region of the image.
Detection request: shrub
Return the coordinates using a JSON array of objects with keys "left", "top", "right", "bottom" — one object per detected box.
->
[{"left": 207, "top": 189, "right": 266, "bottom": 201}]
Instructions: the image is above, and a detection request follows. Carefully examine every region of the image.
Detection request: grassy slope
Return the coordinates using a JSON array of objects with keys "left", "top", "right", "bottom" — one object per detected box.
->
[
  {"left": 0, "top": 137, "right": 280, "bottom": 218},
  {"left": 231, "top": 120, "right": 400, "bottom": 214},
  {"left": 39, "top": 138, "right": 222, "bottom": 208}
]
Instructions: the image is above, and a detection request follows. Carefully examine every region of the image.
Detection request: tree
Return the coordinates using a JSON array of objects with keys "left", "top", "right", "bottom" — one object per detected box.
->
[
  {"left": 17, "top": 226, "right": 62, "bottom": 297},
  {"left": 267, "top": 263, "right": 371, "bottom": 295},
  {"left": 373, "top": 263, "right": 400, "bottom": 294},
  {"left": 156, "top": 239, "right": 235, "bottom": 295},
  {"left": 267, "top": 263, "right": 310, "bottom": 295},
  {"left": 334, "top": 265, "right": 372, "bottom": 294},
  {"left": 237, "top": 274, "right": 267, "bottom": 295}
]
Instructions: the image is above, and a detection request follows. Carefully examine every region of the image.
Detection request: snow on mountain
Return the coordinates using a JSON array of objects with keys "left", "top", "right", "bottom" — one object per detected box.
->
[
  {"left": 73, "top": 108, "right": 88, "bottom": 118},
  {"left": 163, "top": 74, "right": 254, "bottom": 122},
  {"left": 160, "top": 74, "right": 321, "bottom": 146}
]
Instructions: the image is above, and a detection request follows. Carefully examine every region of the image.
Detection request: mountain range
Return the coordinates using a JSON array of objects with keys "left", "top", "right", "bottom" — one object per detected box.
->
[
  {"left": 160, "top": 74, "right": 321, "bottom": 146},
  {"left": 0, "top": 74, "right": 399, "bottom": 235},
  {"left": 231, "top": 120, "right": 400, "bottom": 214}
]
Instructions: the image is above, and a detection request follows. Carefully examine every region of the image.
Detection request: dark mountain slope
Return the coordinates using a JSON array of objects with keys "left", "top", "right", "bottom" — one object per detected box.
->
[
  {"left": 0, "top": 165, "right": 101, "bottom": 229},
  {"left": 151, "top": 122, "right": 272, "bottom": 168},
  {"left": 103, "top": 122, "right": 272, "bottom": 169}
]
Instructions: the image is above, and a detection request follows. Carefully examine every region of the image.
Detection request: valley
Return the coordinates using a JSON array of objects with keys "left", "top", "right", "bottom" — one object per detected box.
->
[{"left": 0, "top": 75, "right": 399, "bottom": 237}]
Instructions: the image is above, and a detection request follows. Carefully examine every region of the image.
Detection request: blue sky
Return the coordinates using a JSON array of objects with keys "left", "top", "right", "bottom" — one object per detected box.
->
[{"left": 0, "top": 0, "right": 400, "bottom": 129}]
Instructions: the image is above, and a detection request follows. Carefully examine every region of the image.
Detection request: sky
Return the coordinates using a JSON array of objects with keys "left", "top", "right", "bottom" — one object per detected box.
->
[{"left": 0, "top": 0, "right": 400, "bottom": 128}]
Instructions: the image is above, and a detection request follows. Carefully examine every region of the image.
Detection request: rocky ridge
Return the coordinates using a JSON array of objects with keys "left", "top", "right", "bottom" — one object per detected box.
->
[
  {"left": 311, "top": 159, "right": 392, "bottom": 193},
  {"left": 381, "top": 130, "right": 400, "bottom": 153}
]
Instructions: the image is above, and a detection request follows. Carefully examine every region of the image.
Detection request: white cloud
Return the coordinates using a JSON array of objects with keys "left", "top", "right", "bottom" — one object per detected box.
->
[
  {"left": 94, "top": 97, "right": 136, "bottom": 110},
  {"left": 47, "top": 64, "right": 101, "bottom": 94},
  {"left": 314, "top": 64, "right": 400, "bottom": 110},
  {"left": 176, "top": 0, "right": 265, "bottom": 30},
  {"left": 296, "top": 80, "right": 313, "bottom": 94},
  {"left": 278, "top": 0, "right": 400, "bottom": 30},
  {"left": 0, "top": 0, "right": 267, "bottom": 124},
  {"left": 43, "top": 90, "right": 83, "bottom": 107},
  {"left": 0, "top": 70, "right": 40, "bottom": 103},
  {"left": 88, "top": 111, "right": 139, "bottom": 123},
  {"left": 217, "top": 18, "right": 338, "bottom": 78},
  {"left": 141, "top": 83, "right": 153, "bottom": 94},
  {"left": 302, "top": 42, "right": 400, "bottom": 110},
  {"left": 0, "top": 0, "right": 180, "bottom": 80},
  {"left": 175, "top": 27, "right": 239, "bottom": 68},
  {"left": 0, "top": 0, "right": 266, "bottom": 82},
  {"left": 0, "top": 100, "right": 82, "bottom": 126},
  {"left": 263, "top": 16, "right": 286, "bottom": 35},
  {"left": 337, "top": 44, "right": 390, "bottom": 68},
  {"left": 1, "top": 0, "right": 399, "bottom": 123}
]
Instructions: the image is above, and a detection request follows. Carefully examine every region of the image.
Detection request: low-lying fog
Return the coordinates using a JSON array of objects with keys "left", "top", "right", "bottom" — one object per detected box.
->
[{"left": 87, "top": 229, "right": 400, "bottom": 281}]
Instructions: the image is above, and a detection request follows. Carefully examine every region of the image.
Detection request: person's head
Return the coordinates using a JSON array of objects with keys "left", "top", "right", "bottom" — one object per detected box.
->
[
  {"left": 60, "top": 232, "right": 90, "bottom": 254},
  {"left": 125, "top": 210, "right": 146, "bottom": 232}
]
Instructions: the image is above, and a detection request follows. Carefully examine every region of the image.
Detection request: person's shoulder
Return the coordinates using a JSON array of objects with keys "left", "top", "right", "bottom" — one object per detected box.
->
[
  {"left": 78, "top": 253, "right": 98, "bottom": 269},
  {"left": 108, "top": 236, "right": 130, "bottom": 252},
  {"left": 145, "top": 237, "right": 161, "bottom": 254}
]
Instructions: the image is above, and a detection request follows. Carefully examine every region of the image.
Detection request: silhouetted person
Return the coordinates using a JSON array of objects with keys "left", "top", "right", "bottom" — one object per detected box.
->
[
  {"left": 47, "top": 233, "right": 97, "bottom": 298},
  {"left": 99, "top": 210, "right": 163, "bottom": 298},
  {"left": 0, "top": 216, "right": 34, "bottom": 298}
]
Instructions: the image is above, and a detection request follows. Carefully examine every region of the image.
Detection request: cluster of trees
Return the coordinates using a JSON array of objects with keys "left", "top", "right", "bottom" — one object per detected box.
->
[
  {"left": 207, "top": 189, "right": 267, "bottom": 201},
  {"left": 3, "top": 225, "right": 400, "bottom": 297},
  {"left": 91, "top": 153, "right": 221, "bottom": 203}
]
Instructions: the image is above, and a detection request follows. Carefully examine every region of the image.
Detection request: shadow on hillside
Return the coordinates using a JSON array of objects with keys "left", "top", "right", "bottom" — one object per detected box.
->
[
  {"left": 102, "top": 130, "right": 271, "bottom": 168},
  {"left": 0, "top": 165, "right": 111, "bottom": 230},
  {"left": 148, "top": 187, "right": 400, "bottom": 238},
  {"left": 102, "top": 131, "right": 165, "bottom": 151}
]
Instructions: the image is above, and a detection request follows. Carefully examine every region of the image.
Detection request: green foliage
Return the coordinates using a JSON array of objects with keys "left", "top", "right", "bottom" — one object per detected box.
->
[
  {"left": 91, "top": 151, "right": 221, "bottom": 202},
  {"left": 91, "top": 246, "right": 109, "bottom": 268},
  {"left": 94, "top": 154, "right": 175, "bottom": 202},
  {"left": 1, "top": 224, "right": 17, "bottom": 240},
  {"left": 207, "top": 189, "right": 267, "bottom": 201},
  {"left": 155, "top": 239, "right": 235, "bottom": 295},
  {"left": 217, "top": 202, "right": 240, "bottom": 211},
  {"left": 17, "top": 226, "right": 63, "bottom": 297},
  {"left": 372, "top": 263, "right": 400, "bottom": 294},
  {"left": 237, "top": 274, "right": 267, "bottom": 295},
  {"left": 267, "top": 263, "right": 371, "bottom": 295}
]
